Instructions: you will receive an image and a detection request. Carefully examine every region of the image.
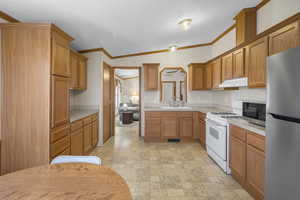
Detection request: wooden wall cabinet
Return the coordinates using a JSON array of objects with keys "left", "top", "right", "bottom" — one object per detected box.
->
[
  {"left": 212, "top": 58, "right": 222, "bottom": 89},
  {"left": 205, "top": 64, "right": 213, "bottom": 89},
  {"left": 221, "top": 54, "right": 233, "bottom": 81},
  {"left": 232, "top": 48, "right": 245, "bottom": 78},
  {"left": 51, "top": 76, "right": 70, "bottom": 128},
  {"left": 70, "top": 50, "right": 87, "bottom": 90},
  {"left": 52, "top": 32, "right": 71, "bottom": 77},
  {"left": 188, "top": 63, "right": 206, "bottom": 90},
  {"left": 246, "top": 37, "right": 268, "bottom": 88},
  {"left": 234, "top": 8, "right": 257, "bottom": 46},
  {"left": 143, "top": 63, "right": 159, "bottom": 90},
  {"left": 269, "top": 20, "right": 300, "bottom": 55}
]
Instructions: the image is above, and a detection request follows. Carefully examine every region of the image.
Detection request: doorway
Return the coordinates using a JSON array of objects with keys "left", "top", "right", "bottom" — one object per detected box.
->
[{"left": 112, "top": 67, "right": 141, "bottom": 138}]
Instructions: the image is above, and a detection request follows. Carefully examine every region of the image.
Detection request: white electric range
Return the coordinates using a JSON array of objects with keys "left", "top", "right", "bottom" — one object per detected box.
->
[{"left": 205, "top": 112, "right": 240, "bottom": 174}]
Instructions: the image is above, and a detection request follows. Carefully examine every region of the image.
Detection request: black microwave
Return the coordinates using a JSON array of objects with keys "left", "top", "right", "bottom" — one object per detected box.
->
[{"left": 242, "top": 102, "right": 266, "bottom": 121}]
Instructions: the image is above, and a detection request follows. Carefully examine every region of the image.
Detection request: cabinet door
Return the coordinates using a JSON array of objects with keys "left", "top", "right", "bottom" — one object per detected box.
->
[
  {"left": 145, "top": 117, "right": 161, "bottom": 138},
  {"left": 269, "top": 20, "right": 300, "bottom": 56},
  {"left": 199, "top": 120, "right": 206, "bottom": 148},
  {"left": 92, "top": 121, "right": 98, "bottom": 147},
  {"left": 229, "top": 135, "right": 246, "bottom": 185},
  {"left": 222, "top": 54, "right": 233, "bottom": 81},
  {"left": 212, "top": 58, "right": 222, "bottom": 88},
  {"left": 78, "top": 58, "right": 87, "bottom": 90},
  {"left": 179, "top": 117, "right": 193, "bottom": 138},
  {"left": 247, "top": 144, "right": 265, "bottom": 200},
  {"left": 189, "top": 65, "right": 205, "bottom": 90},
  {"left": 83, "top": 124, "right": 92, "bottom": 153},
  {"left": 205, "top": 64, "right": 213, "bottom": 89},
  {"left": 144, "top": 64, "right": 159, "bottom": 90},
  {"left": 51, "top": 76, "right": 70, "bottom": 128},
  {"left": 246, "top": 37, "right": 268, "bottom": 88},
  {"left": 70, "top": 51, "right": 79, "bottom": 89},
  {"left": 161, "top": 116, "right": 178, "bottom": 139},
  {"left": 70, "top": 129, "right": 83, "bottom": 155},
  {"left": 232, "top": 48, "right": 245, "bottom": 78},
  {"left": 52, "top": 36, "right": 70, "bottom": 77}
]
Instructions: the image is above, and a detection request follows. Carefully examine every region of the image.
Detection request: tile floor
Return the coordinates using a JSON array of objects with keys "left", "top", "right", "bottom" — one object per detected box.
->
[{"left": 90, "top": 124, "right": 253, "bottom": 200}]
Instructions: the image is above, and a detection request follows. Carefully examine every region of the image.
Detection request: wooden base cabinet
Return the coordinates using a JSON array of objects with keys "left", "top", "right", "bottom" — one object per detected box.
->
[
  {"left": 229, "top": 125, "right": 265, "bottom": 200},
  {"left": 70, "top": 129, "right": 84, "bottom": 155},
  {"left": 145, "top": 111, "right": 196, "bottom": 142},
  {"left": 199, "top": 112, "right": 206, "bottom": 148}
]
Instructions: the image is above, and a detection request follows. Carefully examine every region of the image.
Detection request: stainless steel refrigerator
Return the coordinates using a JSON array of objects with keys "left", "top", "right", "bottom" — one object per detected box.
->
[{"left": 266, "top": 46, "right": 300, "bottom": 200}]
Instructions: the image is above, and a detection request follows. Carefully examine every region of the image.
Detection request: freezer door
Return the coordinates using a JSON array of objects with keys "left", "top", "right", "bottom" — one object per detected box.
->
[
  {"left": 266, "top": 114, "right": 300, "bottom": 200},
  {"left": 267, "top": 46, "right": 300, "bottom": 119}
]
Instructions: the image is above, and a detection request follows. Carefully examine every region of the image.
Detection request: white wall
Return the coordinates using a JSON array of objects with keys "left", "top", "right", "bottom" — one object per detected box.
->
[
  {"left": 257, "top": 0, "right": 300, "bottom": 34},
  {"left": 112, "top": 45, "right": 212, "bottom": 104},
  {"left": 211, "top": 28, "right": 236, "bottom": 58}
]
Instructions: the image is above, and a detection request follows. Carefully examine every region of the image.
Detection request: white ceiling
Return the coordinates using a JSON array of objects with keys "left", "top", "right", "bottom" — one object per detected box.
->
[
  {"left": 115, "top": 69, "right": 139, "bottom": 78},
  {"left": 1, "top": 0, "right": 260, "bottom": 56}
]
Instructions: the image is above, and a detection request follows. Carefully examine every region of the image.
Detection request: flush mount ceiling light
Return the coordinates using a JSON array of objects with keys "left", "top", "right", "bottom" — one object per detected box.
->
[
  {"left": 169, "top": 45, "right": 178, "bottom": 52},
  {"left": 178, "top": 18, "right": 192, "bottom": 31}
]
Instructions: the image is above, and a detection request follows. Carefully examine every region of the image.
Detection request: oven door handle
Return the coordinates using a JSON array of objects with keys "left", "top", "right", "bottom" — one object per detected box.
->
[{"left": 205, "top": 119, "right": 226, "bottom": 128}]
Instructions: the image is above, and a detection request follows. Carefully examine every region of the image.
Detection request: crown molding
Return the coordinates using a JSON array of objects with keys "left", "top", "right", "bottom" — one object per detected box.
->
[{"left": 0, "top": 11, "right": 20, "bottom": 22}]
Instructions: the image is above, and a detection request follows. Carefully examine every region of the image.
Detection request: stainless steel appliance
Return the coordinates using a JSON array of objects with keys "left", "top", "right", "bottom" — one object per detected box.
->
[{"left": 266, "top": 46, "right": 300, "bottom": 199}]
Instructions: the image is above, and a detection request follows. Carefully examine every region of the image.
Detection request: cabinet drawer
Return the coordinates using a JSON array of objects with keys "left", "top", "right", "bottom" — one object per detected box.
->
[
  {"left": 50, "top": 124, "right": 70, "bottom": 143},
  {"left": 70, "top": 120, "right": 83, "bottom": 132},
  {"left": 161, "top": 112, "right": 177, "bottom": 117},
  {"left": 247, "top": 132, "right": 265, "bottom": 152},
  {"left": 91, "top": 113, "right": 98, "bottom": 121},
  {"left": 83, "top": 116, "right": 92, "bottom": 125},
  {"left": 178, "top": 112, "right": 193, "bottom": 117},
  {"left": 51, "top": 135, "right": 71, "bottom": 158},
  {"left": 145, "top": 112, "right": 161, "bottom": 118},
  {"left": 230, "top": 125, "right": 246, "bottom": 141}
]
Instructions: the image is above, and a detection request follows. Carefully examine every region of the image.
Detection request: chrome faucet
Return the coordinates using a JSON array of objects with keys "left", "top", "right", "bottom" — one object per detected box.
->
[{"left": 168, "top": 98, "right": 185, "bottom": 107}]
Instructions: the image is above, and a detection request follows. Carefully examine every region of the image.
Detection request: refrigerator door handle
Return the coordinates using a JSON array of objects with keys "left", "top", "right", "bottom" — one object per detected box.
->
[{"left": 269, "top": 113, "right": 300, "bottom": 124}]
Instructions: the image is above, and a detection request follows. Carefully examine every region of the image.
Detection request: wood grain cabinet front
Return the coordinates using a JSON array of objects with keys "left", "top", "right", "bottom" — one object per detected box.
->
[
  {"left": 70, "top": 129, "right": 84, "bottom": 155},
  {"left": 188, "top": 63, "right": 206, "bottom": 90},
  {"left": 179, "top": 117, "right": 193, "bottom": 139},
  {"left": 232, "top": 48, "right": 245, "bottom": 78},
  {"left": 222, "top": 53, "right": 233, "bottom": 81},
  {"left": 92, "top": 121, "right": 99, "bottom": 147},
  {"left": 143, "top": 63, "right": 159, "bottom": 90},
  {"left": 229, "top": 133, "right": 246, "bottom": 186},
  {"left": 212, "top": 58, "right": 222, "bottom": 89},
  {"left": 83, "top": 123, "right": 93, "bottom": 153},
  {"left": 51, "top": 76, "right": 70, "bottom": 128},
  {"left": 269, "top": 20, "right": 300, "bottom": 56},
  {"left": 246, "top": 37, "right": 268, "bottom": 88},
  {"left": 70, "top": 51, "right": 79, "bottom": 89},
  {"left": 78, "top": 57, "right": 87, "bottom": 90},
  {"left": 51, "top": 33, "right": 71, "bottom": 77}
]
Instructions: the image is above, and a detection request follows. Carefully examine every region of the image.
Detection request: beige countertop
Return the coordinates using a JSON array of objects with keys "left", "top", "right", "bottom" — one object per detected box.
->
[
  {"left": 70, "top": 109, "right": 99, "bottom": 122},
  {"left": 144, "top": 105, "right": 265, "bottom": 136},
  {"left": 144, "top": 105, "right": 231, "bottom": 113}
]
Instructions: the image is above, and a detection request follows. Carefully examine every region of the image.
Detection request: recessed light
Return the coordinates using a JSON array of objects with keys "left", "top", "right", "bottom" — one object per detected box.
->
[
  {"left": 169, "top": 45, "right": 178, "bottom": 52},
  {"left": 178, "top": 18, "right": 192, "bottom": 31}
]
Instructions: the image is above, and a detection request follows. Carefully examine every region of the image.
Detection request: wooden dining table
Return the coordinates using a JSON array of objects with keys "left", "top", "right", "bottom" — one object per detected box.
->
[{"left": 0, "top": 163, "right": 132, "bottom": 200}]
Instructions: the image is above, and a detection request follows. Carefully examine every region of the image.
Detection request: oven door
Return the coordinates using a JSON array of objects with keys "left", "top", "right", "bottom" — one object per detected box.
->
[{"left": 206, "top": 119, "right": 227, "bottom": 160}]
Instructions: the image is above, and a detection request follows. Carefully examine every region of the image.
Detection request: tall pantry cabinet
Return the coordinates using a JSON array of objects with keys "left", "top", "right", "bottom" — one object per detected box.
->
[{"left": 0, "top": 23, "right": 73, "bottom": 175}]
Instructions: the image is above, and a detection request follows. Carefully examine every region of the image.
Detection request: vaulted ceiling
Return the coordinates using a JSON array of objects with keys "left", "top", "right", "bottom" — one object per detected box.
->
[{"left": 1, "top": 0, "right": 260, "bottom": 56}]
